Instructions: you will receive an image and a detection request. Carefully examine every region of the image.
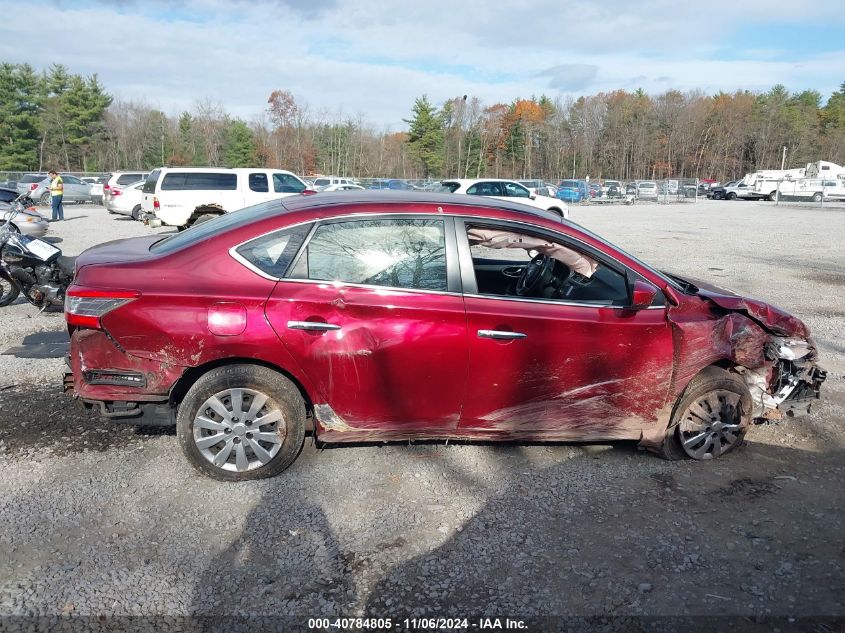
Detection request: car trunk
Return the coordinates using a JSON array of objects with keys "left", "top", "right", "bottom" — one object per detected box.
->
[{"left": 74, "top": 235, "right": 163, "bottom": 271}]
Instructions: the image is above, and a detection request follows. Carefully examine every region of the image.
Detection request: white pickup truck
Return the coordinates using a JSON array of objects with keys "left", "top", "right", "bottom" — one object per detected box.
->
[{"left": 141, "top": 167, "right": 309, "bottom": 229}]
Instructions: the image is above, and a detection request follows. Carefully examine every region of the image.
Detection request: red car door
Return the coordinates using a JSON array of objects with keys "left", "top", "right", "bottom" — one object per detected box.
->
[
  {"left": 263, "top": 216, "right": 468, "bottom": 439},
  {"left": 456, "top": 219, "right": 674, "bottom": 440}
]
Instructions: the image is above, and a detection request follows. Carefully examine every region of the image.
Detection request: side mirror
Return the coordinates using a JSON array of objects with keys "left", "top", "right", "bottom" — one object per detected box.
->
[
  {"left": 630, "top": 280, "right": 658, "bottom": 310},
  {"left": 529, "top": 194, "right": 536, "bottom": 200}
]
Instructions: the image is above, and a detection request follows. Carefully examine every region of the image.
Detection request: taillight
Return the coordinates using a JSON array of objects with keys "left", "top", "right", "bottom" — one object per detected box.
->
[
  {"left": 65, "top": 288, "right": 139, "bottom": 329},
  {"left": 153, "top": 197, "right": 160, "bottom": 210},
  {"left": 30, "top": 183, "right": 38, "bottom": 190},
  {"left": 103, "top": 184, "right": 110, "bottom": 191},
  {"left": 112, "top": 189, "right": 122, "bottom": 196}
]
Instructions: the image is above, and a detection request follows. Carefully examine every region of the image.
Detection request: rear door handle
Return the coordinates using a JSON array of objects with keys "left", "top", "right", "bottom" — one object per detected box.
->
[
  {"left": 477, "top": 329, "right": 527, "bottom": 340},
  {"left": 287, "top": 321, "right": 341, "bottom": 331}
]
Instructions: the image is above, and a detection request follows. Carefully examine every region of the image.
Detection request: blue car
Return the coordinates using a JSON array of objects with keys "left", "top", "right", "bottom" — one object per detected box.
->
[{"left": 556, "top": 179, "right": 589, "bottom": 202}]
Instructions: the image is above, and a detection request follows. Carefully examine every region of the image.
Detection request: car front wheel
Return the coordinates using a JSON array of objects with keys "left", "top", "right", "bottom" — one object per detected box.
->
[
  {"left": 726, "top": 192, "right": 737, "bottom": 200},
  {"left": 659, "top": 366, "right": 751, "bottom": 461},
  {"left": 177, "top": 364, "right": 306, "bottom": 481}
]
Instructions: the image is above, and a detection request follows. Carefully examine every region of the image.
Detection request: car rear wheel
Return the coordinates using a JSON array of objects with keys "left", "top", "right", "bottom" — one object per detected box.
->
[
  {"left": 39, "top": 192, "right": 50, "bottom": 206},
  {"left": 131, "top": 205, "right": 141, "bottom": 221},
  {"left": 177, "top": 364, "right": 306, "bottom": 481},
  {"left": 659, "top": 366, "right": 751, "bottom": 461},
  {"left": 812, "top": 192, "right": 822, "bottom": 202},
  {"left": 768, "top": 192, "right": 778, "bottom": 201}
]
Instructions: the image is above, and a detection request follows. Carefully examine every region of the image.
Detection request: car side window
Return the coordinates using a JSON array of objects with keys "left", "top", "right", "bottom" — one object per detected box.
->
[
  {"left": 465, "top": 224, "right": 630, "bottom": 306},
  {"left": 273, "top": 173, "right": 306, "bottom": 193},
  {"left": 249, "top": 173, "right": 269, "bottom": 192},
  {"left": 467, "top": 182, "right": 502, "bottom": 196},
  {"left": 234, "top": 224, "right": 312, "bottom": 278},
  {"left": 504, "top": 182, "right": 531, "bottom": 198},
  {"left": 289, "top": 218, "right": 447, "bottom": 291},
  {"left": 64, "top": 176, "right": 82, "bottom": 185}
]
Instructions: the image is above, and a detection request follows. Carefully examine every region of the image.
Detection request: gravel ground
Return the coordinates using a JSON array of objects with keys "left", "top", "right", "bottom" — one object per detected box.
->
[{"left": 0, "top": 200, "right": 843, "bottom": 631}]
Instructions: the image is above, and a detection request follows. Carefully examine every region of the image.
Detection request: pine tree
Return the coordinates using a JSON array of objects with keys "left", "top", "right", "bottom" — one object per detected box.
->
[
  {"left": 0, "top": 63, "right": 41, "bottom": 170},
  {"left": 224, "top": 120, "right": 256, "bottom": 167},
  {"left": 404, "top": 96, "right": 444, "bottom": 178}
]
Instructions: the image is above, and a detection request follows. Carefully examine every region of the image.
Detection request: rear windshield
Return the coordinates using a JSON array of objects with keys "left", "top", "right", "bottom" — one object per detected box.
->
[
  {"left": 20, "top": 174, "right": 44, "bottom": 183},
  {"left": 161, "top": 172, "right": 237, "bottom": 191},
  {"left": 150, "top": 199, "right": 288, "bottom": 254},
  {"left": 435, "top": 182, "right": 460, "bottom": 193},
  {"left": 560, "top": 180, "right": 578, "bottom": 188},
  {"left": 117, "top": 173, "right": 145, "bottom": 185},
  {"left": 142, "top": 169, "right": 161, "bottom": 194}
]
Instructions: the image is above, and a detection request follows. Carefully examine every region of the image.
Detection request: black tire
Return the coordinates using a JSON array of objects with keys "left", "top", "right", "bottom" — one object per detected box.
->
[
  {"left": 0, "top": 273, "right": 20, "bottom": 307},
  {"left": 726, "top": 192, "right": 737, "bottom": 200},
  {"left": 131, "top": 205, "right": 141, "bottom": 221},
  {"left": 812, "top": 192, "right": 822, "bottom": 202},
  {"left": 659, "top": 366, "right": 751, "bottom": 461},
  {"left": 713, "top": 191, "right": 724, "bottom": 200},
  {"left": 177, "top": 364, "right": 306, "bottom": 481},
  {"left": 768, "top": 192, "right": 778, "bottom": 201},
  {"left": 39, "top": 192, "right": 50, "bottom": 206}
]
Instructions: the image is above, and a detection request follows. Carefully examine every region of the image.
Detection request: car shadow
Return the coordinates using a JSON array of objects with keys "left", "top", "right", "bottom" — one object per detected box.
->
[
  {"left": 358, "top": 440, "right": 845, "bottom": 626},
  {"left": 187, "top": 448, "right": 351, "bottom": 623}
]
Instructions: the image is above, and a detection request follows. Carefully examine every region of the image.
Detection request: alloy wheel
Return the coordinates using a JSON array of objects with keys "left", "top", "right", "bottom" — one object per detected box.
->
[
  {"left": 676, "top": 390, "right": 744, "bottom": 460},
  {"left": 192, "top": 387, "right": 286, "bottom": 472}
]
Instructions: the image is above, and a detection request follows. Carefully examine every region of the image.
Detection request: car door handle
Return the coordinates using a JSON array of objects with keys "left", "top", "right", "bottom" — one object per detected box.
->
[
  {"left": 477, "top": 329, "right": 527, "bottom": 340},
  {"left": 287, "top": 321, "right": 341, "bottom": 331}
]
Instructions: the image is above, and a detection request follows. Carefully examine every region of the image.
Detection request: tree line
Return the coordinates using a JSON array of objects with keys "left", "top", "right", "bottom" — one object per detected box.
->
[{"left": 2, "top": 62, "right": 844, "bottom": 182}]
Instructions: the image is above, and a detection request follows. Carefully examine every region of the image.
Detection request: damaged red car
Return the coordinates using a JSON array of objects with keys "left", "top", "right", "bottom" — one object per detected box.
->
[{"left": 64, "top": 192, "right": 826, "bottom": 480}]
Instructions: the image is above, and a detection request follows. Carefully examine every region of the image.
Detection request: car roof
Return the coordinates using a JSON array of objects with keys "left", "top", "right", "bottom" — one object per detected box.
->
[
  {"left": 151, "top": 167, "right": 297, "bottom": 174},
  {"left": 280, "top": 190, "right": 567, "bottom": 225},
  {"left": 442, "top": 178, "right": 524, "bottom": 185}
]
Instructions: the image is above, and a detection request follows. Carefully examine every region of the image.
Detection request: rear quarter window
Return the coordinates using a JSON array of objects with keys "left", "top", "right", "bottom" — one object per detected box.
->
[{"left": 234, "top": 224, "right": 312, "bottom": 278}]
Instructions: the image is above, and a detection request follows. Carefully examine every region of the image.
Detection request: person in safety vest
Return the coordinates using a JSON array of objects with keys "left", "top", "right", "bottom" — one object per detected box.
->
[{"left": 48, "top": 170, "right": 64, "bottom": 221}]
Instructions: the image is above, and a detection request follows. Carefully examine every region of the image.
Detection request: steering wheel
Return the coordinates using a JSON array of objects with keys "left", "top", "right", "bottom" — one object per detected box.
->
[{"left": 516, "top": 253, "right": 555, "bottom": 296}]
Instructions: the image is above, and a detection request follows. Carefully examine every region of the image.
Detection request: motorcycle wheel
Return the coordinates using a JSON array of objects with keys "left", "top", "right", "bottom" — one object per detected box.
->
[{"left": 0, "top": 275, "right": 20, "bottom": 307}]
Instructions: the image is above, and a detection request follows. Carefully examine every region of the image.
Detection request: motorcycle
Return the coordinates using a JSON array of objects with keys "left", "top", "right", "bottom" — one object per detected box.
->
[{"left": 0, "top": 197, "right": 75, "bottom": 310}]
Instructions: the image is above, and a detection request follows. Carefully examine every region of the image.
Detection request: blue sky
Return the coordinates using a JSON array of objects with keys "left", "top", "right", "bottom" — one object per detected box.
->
[{"left": 2, "top": 0, "right": 843, "bottom": 129}]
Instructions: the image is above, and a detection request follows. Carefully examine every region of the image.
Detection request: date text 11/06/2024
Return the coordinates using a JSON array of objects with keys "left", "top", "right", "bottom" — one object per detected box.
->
[{"left": 307, "top": 618, "right": 528, "bottom": 630}]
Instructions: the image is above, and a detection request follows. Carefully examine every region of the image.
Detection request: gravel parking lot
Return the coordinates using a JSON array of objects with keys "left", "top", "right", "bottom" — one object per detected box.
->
[{"left": 0, "top": 200, "right": 843, "bottom": 630}]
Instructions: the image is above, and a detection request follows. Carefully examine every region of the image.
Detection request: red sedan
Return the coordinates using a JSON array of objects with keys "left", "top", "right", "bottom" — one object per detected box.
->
[{"left": 64, "top": 192, "right": 825, "bottom": 480}]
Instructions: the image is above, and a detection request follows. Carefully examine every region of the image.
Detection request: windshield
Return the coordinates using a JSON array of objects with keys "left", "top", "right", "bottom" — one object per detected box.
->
[
  {"left": 150, "top": 199, "right": 289, "bottom": 254},
  {"left": 435, "top": 182, "right": 460, "bottom": 193}
]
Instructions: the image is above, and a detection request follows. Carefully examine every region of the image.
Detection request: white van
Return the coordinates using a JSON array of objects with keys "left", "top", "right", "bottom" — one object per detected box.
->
[{"left": 141, "top": 167, "right": 308, "bottom": 229}]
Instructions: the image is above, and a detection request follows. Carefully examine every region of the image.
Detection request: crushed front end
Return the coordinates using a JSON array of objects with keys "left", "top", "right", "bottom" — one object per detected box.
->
[{"left": 737, "top": 337, "right": 826, "bottom": 421}]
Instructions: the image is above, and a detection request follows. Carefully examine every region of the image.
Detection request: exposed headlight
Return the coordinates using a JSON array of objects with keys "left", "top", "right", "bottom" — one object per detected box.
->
[{"left": 772, "top": 337, "right": 812, "bottom": 360}]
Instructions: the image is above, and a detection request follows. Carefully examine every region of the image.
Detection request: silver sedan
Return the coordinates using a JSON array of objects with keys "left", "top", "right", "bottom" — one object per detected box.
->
[{"left": 0, "top": 204, "right": 50, "bottom": 237}]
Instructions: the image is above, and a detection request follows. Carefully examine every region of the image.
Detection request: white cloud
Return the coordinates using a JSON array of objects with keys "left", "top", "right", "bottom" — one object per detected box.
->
[{"left": 0, "top": 0, "right": 842, "bottom": 128}]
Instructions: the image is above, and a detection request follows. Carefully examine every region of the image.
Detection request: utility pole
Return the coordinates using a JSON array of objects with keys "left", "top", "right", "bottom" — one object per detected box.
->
[{"left": 781, "top": 145, "right": 787, "bottom": 170}]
